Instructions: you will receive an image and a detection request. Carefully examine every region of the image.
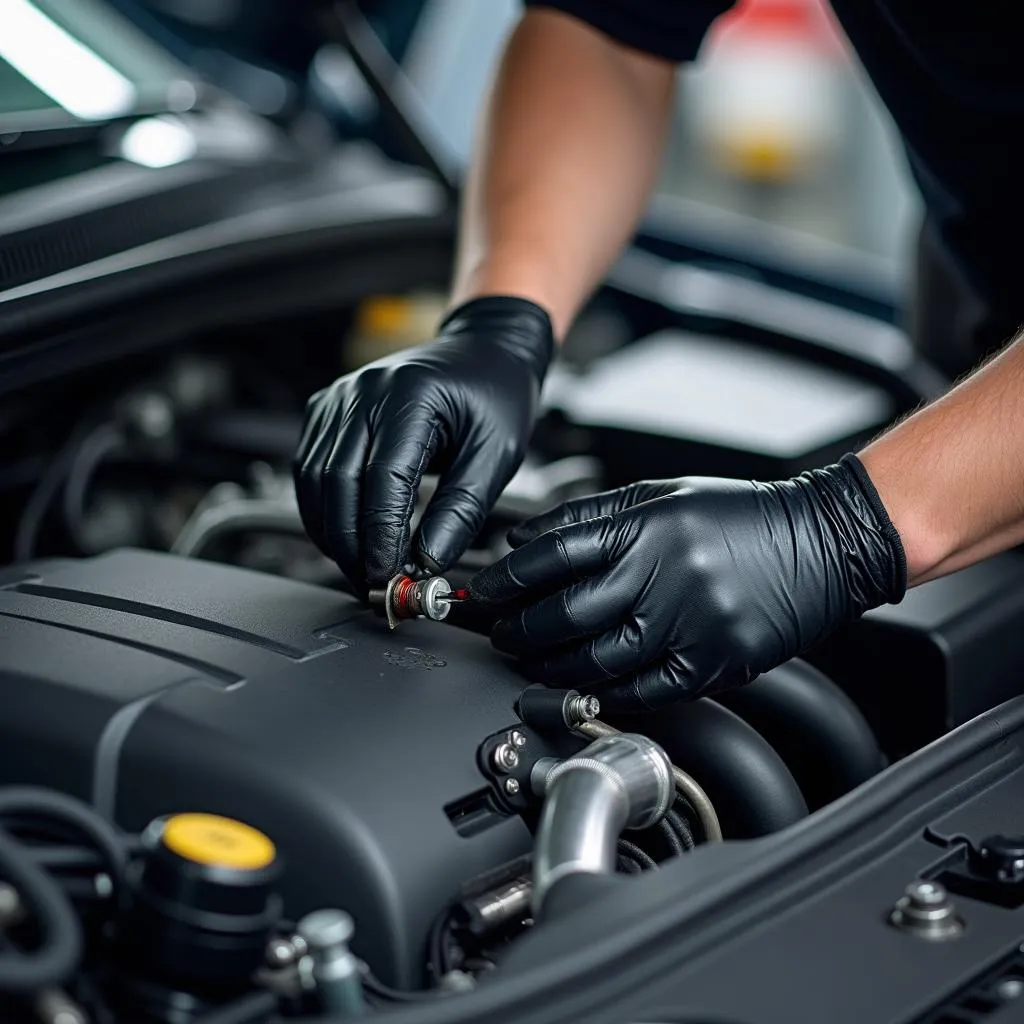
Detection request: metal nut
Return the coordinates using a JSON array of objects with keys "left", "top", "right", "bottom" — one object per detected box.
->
[{"left": 504, "top": 778, "right": 521, "bottom": 796}]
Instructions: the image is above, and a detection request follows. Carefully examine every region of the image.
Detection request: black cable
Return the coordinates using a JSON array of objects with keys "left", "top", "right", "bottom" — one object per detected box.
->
[
  {"left": 361, "top": 967, "right": 435, "bottom": 1003},
  {"left": 13, "top": 416, "right": 113, "bottom": 562},
  {"left": 0, "top": 789, "right": 128, "bottom": 890},
  {"left": 658, "top": 818, "right": 686, "bottom": 859},
  {"left": 615, "top": 839, "right": 657, "bottom": 872},
  {"left": 666, "top": 807, "right": 696, "bottom": 851},
  {"left": 615, "top": 854, "right": 643, "bottom": 875},
  {"left": 61, "top": 424, "right": 124, "bottom": 551},
  {"left": 26, "top": 845, "right": 108, "bottom": 873},
  {"left": 426, "top": 907, "right": 454, "bottom": 984},
  {"left": 0, "top": 827, "right": 82, "bottom": 994}
]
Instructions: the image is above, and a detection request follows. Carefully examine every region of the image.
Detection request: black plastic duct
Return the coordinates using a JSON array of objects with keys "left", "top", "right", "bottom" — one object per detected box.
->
[
  {"left": 716, "top": 659, "right": 885, "bottom": 811},
  {"left": 612, "top": 699, "right": 808, "bottom": 839}
]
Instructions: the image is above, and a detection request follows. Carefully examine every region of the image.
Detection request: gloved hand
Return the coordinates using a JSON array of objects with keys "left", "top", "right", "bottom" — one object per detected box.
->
[
  {"left": 469, "top": 455, "right": 906, "bottom": 712},
  {"left": 293, "top": 296, "right": 554, "bottom": 592}
]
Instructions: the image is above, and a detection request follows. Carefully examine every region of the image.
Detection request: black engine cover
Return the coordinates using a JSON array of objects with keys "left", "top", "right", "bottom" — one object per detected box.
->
[{"left": 0, "top": 550, "right": 541, "bottom": 987}]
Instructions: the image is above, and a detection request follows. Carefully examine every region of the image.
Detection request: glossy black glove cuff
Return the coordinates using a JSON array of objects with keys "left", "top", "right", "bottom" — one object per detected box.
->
[
  {"left": 838, "top": 453, "right": 908, "bottom": 601},
  {"left": 807, "top": 453, "right": 908, "bottom": 612}
]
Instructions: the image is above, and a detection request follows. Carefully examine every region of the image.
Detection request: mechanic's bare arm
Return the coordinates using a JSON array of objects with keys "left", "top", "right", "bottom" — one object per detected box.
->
[
  {"left": 295, "top": 9, "right": 678, "bottom": 587},
  {"left": 860, "top": 335, "right": 1024, "bottom": 585},
  {"left": 450, "top": 9, "right": 678, "bottom": 340}
]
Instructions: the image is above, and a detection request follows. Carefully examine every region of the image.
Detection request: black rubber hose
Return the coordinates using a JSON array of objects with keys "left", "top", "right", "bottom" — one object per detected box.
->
[
  {"left": 716, "top": 660, "right": 886, "bottom": 811},
  {"left": 0, "top": 828, "right": 83, "bottom": 993},
  {"left": 612, "top": 700, "right": 808, "bottom": 838},
  {"left": 0, "top": 788, "right": 127, "bottom": 887}
]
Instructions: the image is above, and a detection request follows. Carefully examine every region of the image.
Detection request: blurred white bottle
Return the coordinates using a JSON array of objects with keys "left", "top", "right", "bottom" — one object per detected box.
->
[{"left": 688, "top": 0, "right": 846, "bottom": 184}]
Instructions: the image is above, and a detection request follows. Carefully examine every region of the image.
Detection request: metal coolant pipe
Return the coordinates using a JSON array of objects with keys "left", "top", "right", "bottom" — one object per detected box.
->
[{"left": 531, "top": 734, "right": 674, "bottom": 917}]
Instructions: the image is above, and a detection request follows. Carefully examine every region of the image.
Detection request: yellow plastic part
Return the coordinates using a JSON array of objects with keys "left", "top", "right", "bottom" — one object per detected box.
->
[{"left": 162, "top": 813, "right": 276, "bottom": 871}]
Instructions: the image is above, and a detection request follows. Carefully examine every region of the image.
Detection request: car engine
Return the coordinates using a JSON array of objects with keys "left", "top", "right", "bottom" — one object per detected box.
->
[
  {"left": 3, "top": 128, "right": 1024, "bottom": 1022},
  {"left": 0, "top": 536, "right": 885, "bottom": 1013}
]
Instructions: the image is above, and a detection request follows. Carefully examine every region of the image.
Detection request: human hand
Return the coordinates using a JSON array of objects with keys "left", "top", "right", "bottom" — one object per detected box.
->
[
  {"left": 293, "top": 296, "right": 554, "bottom": 592},
  {"left": 470, "top": 456, "right": 906, "bottom": 712}
]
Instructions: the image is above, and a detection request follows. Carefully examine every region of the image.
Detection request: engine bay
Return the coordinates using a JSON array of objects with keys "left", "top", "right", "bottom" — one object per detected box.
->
[
  {"left": 2, "top": 159, "right": 1024, "bottom": 1022},
  {"left": 0, "top": 546, "right": 906, "bottom": 1012}
]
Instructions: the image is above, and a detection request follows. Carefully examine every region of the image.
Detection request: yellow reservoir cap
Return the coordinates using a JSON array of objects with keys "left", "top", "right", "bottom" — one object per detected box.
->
[{"left": 162, "top": 813, "right": 276, "bottom": 871}]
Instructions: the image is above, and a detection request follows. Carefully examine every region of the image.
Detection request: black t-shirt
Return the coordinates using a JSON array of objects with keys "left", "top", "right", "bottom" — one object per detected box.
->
[{"left": 524, "top": 0, "right": 1024, "bottom": 361}]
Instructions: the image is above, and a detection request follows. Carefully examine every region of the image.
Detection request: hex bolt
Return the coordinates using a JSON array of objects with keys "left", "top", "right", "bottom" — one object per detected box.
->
[
  {"left": 509, "top": 730, "right": 527, "bottom": 749},
  {"left": 504, "top": 778, "right": 521, "bottom": 796},
  {"left": 889, "top": 880, "right": 964, "bottom": 940},
  {"left": 492, "top": 742, "right": 520, "bottom": 773}
]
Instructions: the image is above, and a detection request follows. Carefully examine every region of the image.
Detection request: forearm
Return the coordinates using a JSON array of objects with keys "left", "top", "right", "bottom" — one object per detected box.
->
[
  {"left": 449, "top": 9, "right": 677, "bottom": 340},
  {"left": 859, "top": 335, "right": 1024, "bottom": 585}
]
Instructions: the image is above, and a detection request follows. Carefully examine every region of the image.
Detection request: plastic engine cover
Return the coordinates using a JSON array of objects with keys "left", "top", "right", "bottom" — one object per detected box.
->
[{"left": 0, "top": 550, "right": 540, "bottom": 987}]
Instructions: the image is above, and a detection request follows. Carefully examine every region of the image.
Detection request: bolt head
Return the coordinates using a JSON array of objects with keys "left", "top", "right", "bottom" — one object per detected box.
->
[
  {"left": 997, "top": 978, "right": 1024, "bottom": 1001},
  {"left": 266, "top": 937, "right": 299, "bottom": 968},
  {"left": 297, "top": 909, "right": 354, "bottom": 950},
  {"left": 906, "top": 881, "right": 947, "bottom": 907},
  {"left": 510, "top": 730, "right": 527, "bottom": 748},
  {"left": 504, "top": 778, "right": 521, "bottom": 796},
  {"left": 581, "top": 695, "right": 600, "bottom": 719},
  {"left": 492, "top": 743, "right": 520, "bottom": 772}
]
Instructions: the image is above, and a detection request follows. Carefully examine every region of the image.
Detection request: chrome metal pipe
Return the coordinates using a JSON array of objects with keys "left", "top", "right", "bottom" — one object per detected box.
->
[
  {"left": 576, "top": 719, "right": 723, "bottom": 843},
  {"left": 532, "top": 733, "right": 673, "bottom": 915}
]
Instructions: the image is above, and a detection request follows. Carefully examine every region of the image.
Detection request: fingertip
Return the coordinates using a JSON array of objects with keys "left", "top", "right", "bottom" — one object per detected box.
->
[
  {"left": 412, "top": 527, "right": 458, "bottom": 580},
  {"left": 506, "top": 524, "right": 530, "bottom": 548},
  {"left": 415, "top": 549, "right": 445, "bottom": 576},
  {"left": 489, "top": 614, "right": 520, "bottom": 655}
]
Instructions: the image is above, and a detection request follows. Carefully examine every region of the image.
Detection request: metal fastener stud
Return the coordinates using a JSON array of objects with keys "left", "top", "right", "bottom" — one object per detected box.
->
[
  {"left": 566, "top": 694, "right": 600, "bottom": 726},
  {"left": 889, "top": 880, "right": 964, "bottom": 941},
  {"left": 492, "top": 743, "right": 520, "bottom": 772}
]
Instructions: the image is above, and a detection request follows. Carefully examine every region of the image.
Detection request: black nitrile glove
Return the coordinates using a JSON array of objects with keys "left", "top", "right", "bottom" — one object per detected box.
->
[
  {"left": 469, "top": 455, "right": 907, "bottom": 713},
  {"left": 293, "top": 296, "right": 554, "bottom": 591}
]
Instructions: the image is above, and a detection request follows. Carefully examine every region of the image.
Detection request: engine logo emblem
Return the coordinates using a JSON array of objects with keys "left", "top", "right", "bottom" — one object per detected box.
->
[{"left": 383, "top": 647, "right": 447, "bottom": 671}]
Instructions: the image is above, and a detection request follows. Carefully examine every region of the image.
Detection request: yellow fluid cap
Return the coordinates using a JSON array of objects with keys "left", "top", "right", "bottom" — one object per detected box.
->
[
  {"left": 357, "top": 295, "right": 414, "bottom": 336},
  {"left": 162, "top": 813, "right": 276, "bottom": 871}
]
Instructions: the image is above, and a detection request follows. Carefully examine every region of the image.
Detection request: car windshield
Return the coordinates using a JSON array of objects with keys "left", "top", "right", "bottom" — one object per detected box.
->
[{"left": 0, "top": 0, "right": 197, "bottom": 132}]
